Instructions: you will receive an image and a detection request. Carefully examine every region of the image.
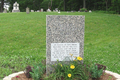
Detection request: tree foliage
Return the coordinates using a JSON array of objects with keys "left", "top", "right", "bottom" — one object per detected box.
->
[{"left": 9, "top": 0, "right": 43, "bottom": 12}]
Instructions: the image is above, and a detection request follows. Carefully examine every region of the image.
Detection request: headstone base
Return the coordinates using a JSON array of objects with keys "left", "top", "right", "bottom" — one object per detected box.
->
[{"left": 12, "top": 10, "right": 20, "bottom": 12}]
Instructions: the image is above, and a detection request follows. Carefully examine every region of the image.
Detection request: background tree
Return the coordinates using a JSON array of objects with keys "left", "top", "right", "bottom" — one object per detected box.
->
[
  {"left": 83, "top": 0, "right": 85, "bottom": 8},
  {"left": 2, "top": 0, "right": 119, "bottom": 14},
  {"left": 50, "top": 0, "right": 52, "bottom": 9},
  {"left": 0, "top": 0, "right": 4, "bottom": 12},
  {"left": 63, "top": 0, "right": 65, "bottom": 11},
  {"left": 0, "top": 1, "right": 1, "bottom": 12},
  {"left": 40, "top": 0, "right": 49, "bottom": 10},
  {"left": 9, "top": 0, "right": 43, "bottom": 12},
  {"left": 105, "top": 0, "right": 108, "bottom": 11}
]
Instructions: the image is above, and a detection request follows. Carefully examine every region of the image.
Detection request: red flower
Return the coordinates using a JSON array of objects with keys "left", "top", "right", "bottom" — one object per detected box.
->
[{"left": 16, "top": 76, "right": 19, "bottom": 78}]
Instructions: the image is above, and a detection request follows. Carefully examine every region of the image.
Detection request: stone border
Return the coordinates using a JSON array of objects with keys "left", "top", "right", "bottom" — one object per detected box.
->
[
  {"left": 3, "top": 70, "right": 120, "bottom": 80},
  {"left": 105, "top": 70, "right": 120, "bottom": 80},
  {"left": 3, "top": 71, "right": 24, "bottom": 80}
]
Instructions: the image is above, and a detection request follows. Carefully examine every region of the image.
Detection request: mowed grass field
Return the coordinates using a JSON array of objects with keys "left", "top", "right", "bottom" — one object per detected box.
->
[{"left": 0, "top": 12, "right": 120, "bottom": 79}]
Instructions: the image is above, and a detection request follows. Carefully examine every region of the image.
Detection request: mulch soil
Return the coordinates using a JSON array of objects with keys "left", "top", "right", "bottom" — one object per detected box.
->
[{"left": 11, "top": 72, "right": 116, "bottom": 80}]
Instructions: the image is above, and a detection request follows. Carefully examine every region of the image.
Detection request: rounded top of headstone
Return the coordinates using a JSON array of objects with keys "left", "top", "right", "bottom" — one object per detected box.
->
[
  {"left": 14, "top": 2, "right": 19, "bottom": 6},
  {"left": 26, "top": 7, "right": 29, "bottom": 9}
]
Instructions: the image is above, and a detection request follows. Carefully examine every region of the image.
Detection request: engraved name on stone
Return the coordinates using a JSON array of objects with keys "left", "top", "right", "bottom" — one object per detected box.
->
[{"left": 51, "top": 43, "right": 79, "bottom": 61}]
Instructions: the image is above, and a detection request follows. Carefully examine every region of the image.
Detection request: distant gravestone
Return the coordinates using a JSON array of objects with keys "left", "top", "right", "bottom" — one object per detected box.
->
[
  {"left": 31, "top": 10, "right": 34, "bottom": 12},
  {"left": 26, "top": 7, "right": 29, "bottom": 14},
  {"left": 46, "top": 15, "right": 85, "bottom": 75},
  {"left": 12, "top": 2, "right": 20, "bottom": 12},
  {"left": 3, "top": 9, "right": 7, "bottom": 13},
  {"left": 37, "top": 10, "right": 39, "bottom": 12},
  {"left": 89, "top": 10, "right": 92, "bottom": 12},
  {"left": 58, "top": 10, "right": 60, "bottom": 13},
  {"left": 41, "top": 8, "right": 43, "bottom": 12},
  {"left": 47, "top": 9, "right": 51, "bottom": 12},
  {"left": 55, "top": 8, "right": 58, "bottom": 12}
]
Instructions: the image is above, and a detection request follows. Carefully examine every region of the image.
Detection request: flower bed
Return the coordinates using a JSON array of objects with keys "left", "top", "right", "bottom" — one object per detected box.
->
[{"left": 3, "top": 55, "right": 120, "bottom": 80}]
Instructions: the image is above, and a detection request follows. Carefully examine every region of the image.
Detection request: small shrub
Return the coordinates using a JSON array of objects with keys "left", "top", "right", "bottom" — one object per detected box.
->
[
  {"left": 30, "top": 62, "right": 45, "bottom": 80},
  {"left": 24, "top": 66, "right": 32, "bottom": 78},
  {"left": 95, "top": 64, "right": 106, "bottom": 70},
  {"left": 90, "top": 64, "right": 103, "bottom": 79},
  {"left": 80, "top": 8, "right": 87, "bottom": 12}
]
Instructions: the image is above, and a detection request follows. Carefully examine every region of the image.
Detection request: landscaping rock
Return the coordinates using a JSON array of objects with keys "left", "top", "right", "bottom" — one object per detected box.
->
[{"left": 3, "top": 71, "right": 24, "bottom": 80}]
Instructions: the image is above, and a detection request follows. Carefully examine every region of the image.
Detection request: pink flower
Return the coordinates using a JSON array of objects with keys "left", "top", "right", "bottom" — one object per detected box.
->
[{"left": 16, "top": 76, "right": 19, "bottom": 78}]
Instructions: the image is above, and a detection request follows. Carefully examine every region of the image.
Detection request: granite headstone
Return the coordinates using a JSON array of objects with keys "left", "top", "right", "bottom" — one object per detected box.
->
[{"left": 46, "top": 15, "right": 85, "bottom": 75}]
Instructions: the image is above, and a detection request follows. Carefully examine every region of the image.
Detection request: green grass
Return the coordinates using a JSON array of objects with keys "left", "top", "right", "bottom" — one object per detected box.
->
[{"left": 0, "top": 12, "right": 120, "bottom": 79}]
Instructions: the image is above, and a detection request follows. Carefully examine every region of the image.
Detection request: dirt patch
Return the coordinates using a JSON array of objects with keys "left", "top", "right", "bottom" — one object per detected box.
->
[{"left": 11, "top": 72, "right": 116, "bottom": 80}]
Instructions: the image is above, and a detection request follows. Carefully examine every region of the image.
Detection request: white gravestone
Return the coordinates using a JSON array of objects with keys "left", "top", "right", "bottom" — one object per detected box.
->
[
  {"left": 31, "top": 10, "right": 34, "bottom": 12},
  {"left": 47, "top": 9, "right": 51, "bottom": 12},
  {"left": 41, "top": 8, "right": 43, "bottom": 12},
  {"left": 12, "top": 2, "right": 20, "bottom": 12}
]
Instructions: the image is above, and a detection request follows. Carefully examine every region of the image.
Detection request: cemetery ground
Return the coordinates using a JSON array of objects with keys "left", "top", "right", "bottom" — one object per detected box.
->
[{"left": 0, "top": 12, "right": 120, "bottom": 80}]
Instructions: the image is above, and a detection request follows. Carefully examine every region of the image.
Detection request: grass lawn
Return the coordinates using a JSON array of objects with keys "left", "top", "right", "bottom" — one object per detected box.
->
[{"left": 0, "top": 12, "right": 120, "bottom": 79}]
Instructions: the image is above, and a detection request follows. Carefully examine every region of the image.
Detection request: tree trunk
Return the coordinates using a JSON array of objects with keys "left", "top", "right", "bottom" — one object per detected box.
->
[
  {"left": 51, "top": 0, "right": 52, "bottom": 9},
  {"left": 116, "top": 0, "right": 120, "bottom": 14},
  {"left": 1, "top": 0, "right": 4, "bottom": 12},
  {"left": 63, "top": 0, "right": 65, "bottom": 11},
  {"left": 48, "top": 2, "right": 50, "bottom": 9},
  {"left": 105, "top": 0, "right": 108, "bottom": 11},
  {"left": 83, "top": 0, "right": 85, "bottom": 8}
]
